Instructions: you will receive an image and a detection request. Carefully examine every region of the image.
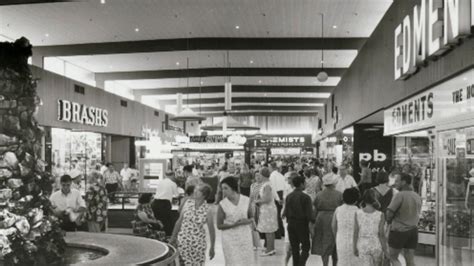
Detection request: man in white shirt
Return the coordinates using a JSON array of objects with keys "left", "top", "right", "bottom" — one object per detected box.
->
[
  {"left": 120, "top": 163, "right": 134, "bottom": 187},
  {"left": 151, "top": 171, "right": 179, "bottom": 236},
  {"left": 50, "top": 175, "right": 86, "bottom": 231},
  {"left": 269, "top": 162, "right": 286, "bottom": 238},
  {"left": 335, "top": 164, "right": 358, "bottom": 193}
]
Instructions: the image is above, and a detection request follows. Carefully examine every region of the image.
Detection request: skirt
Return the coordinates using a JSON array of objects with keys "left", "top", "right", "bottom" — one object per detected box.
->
[{"left": 311, "top": 210, "right": 336, "bottom": 256}]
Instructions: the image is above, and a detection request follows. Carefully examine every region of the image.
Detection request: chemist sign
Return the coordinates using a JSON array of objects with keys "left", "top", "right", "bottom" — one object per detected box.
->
[
  {"left": 255, "top": 135, "right": 311, "bottom": 148},
  {"left": 385, "top": 69, "right": 474, "bottom": 135}
]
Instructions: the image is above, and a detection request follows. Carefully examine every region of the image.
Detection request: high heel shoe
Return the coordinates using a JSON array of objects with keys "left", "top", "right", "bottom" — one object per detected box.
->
[{"left": 260, "top": 250, "right": 276, "bottom": 256}]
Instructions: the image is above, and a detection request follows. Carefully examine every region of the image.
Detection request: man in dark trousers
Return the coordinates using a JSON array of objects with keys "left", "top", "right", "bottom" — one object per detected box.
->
[{"left": 282, "top": 176, "right": 314, "bottom": 266}]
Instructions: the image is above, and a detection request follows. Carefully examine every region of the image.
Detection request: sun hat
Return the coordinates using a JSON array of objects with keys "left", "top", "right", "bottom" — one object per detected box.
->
[{"left": 322, "top": 173, "right": 339, "bottom": 186}]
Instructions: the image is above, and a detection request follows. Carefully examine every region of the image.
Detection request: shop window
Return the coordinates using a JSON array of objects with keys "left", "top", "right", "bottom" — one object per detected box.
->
[
  {"left": 50, "top": 128, "right": 103, "bottom": 195},
  {"left": 120, "top": 100, "right": 128, "bottom": 107}
]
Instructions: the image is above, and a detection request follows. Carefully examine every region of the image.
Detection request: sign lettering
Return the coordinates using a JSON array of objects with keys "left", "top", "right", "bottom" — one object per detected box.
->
[
  {"left": 394, "top": 0, "right": 473, "bottom": 80},
  {"left": 58, "top": 99, "right": 108, "bottom": 127}
]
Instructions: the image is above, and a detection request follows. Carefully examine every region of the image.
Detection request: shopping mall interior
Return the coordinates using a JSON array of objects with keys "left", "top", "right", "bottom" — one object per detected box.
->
[{"left": 0, "top": 0, "right": 473, "bottom": 265}]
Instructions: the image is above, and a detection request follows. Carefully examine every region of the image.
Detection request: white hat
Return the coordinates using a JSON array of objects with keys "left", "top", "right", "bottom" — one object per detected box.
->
[
  {"left": 322, "top": 173, "right": 339, "bottom": 186},
  {"left": 68, "top": 169, "right": 82, "bottom": 179}
]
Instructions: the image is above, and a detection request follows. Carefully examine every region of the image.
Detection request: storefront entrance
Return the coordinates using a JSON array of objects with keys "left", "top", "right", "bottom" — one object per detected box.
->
[
  {"left": 51, "top": 128, "right": 104, "bottom": 194},
  {"left": 437, "top": 118, "right": 474, "bottom": 265}
]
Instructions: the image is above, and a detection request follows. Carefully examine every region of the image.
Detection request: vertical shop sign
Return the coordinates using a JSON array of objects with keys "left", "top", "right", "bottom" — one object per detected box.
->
[{"left": 353, "top": 124, "right": 393, "bottom": 182}]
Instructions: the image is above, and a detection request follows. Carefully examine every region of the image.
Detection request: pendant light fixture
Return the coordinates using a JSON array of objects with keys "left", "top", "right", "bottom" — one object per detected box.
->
[
  {"left": 171, "top": 57, "right": 205, "bottom": 122},
  {"left": 317, "top": 13, "right": 328, "bottom": 82}
]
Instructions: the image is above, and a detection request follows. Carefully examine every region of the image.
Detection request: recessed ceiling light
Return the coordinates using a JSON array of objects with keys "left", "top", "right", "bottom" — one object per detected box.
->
[
  {"left": 134, "top": 28, "right": 140, "bottom": 32},
  {"left": 321, "top": 60, "right": 324, "bottom": 64},
  {"left": 250, "top": 60, "right": 254, "bottom": 64},
  {"left": 235, "top": 25, "right": 240, "bottom": 29},
  {"left": 200, "top": 81, "right": 204, "bottom": 85},
  {"left": 45, "top": 33, "right": 49, "bottom": 37},
  {"left": 176, "top": 62, "right": 180, "bottom": 66},
  {"left": 258, "top": 80, "right": 262, "bottom": 84},
  {"left": 463, "top": 77, "right": 468, "bottom": 81},
  {"left": 100, "top": 0, "right": 106, "bottom": 4},
  {"left": 332, "top": 25, "right": 337, "bottom": 29}
]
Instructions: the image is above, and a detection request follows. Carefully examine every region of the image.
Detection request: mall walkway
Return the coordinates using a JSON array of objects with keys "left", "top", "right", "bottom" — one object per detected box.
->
[{"left": 205, "top": 227, "right": 435, "bottom": 266}]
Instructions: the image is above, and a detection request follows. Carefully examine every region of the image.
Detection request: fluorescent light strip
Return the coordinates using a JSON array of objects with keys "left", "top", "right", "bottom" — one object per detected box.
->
[
  {"left": 199, "top": 110, "right": 318, "bottom": 114},
  {"left": 143, "top": 92, "right": 331, "bottom": 100},
  {"left": 167, "top": 103, "right": 324, "bottom": 108}
]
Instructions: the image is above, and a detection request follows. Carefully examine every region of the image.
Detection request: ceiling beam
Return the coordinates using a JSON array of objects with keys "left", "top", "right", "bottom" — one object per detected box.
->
[
  {"left": 33, "top": 37, "right": 366, "bottom": 57},
  {"left": 134, "top": 85, "right": 335, "bottom": 95},
  {"left": 190, "top": 106, "right": 321, "bottom": 112},
  {"left": 96, "top": 67, "right": 345, "bottom": 81},
  {"left": 0, "top": 0, "right": 71, "bottom": 5},
  {"left": 160, "top": 97, "right": 326, "bottom": 105}
]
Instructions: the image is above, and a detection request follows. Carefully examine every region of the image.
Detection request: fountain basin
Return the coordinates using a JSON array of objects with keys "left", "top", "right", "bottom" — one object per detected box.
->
[{"left": 64, "top": 232, "right": 176, "bottom": 265}]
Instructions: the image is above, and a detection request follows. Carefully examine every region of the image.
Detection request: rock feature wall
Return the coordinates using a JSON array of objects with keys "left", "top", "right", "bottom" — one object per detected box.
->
[{"left": 0, "top": 38, "right": 65, "bottom": 265}]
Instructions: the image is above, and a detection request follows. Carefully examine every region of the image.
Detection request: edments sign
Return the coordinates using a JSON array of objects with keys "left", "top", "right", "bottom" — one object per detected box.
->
[
  {"left": 190, "top": 135, "right": 227, "bottom": 143},
  {"left": 57, "top": 99, "right": 108, "bottom": 127},
  {"left": 391, "top": 92, "right": 434, "bottom": 127},
  {"left": 394, "top": 0, "right": 473, "bottom": 80}
]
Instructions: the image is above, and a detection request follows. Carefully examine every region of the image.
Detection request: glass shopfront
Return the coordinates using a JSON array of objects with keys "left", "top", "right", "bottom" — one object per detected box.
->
[
  {"left": 50, "top": 128, "right": 104, "bottom": 194},
  {"left": 437, "top": 124, "right": 474, "bottom": 265},
  {"left": 384, "top": 69, "right": 474, "bottom": 264}
]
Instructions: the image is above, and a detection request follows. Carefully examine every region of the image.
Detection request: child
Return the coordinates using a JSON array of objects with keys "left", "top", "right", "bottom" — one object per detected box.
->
[{"left": 353, "top": 190, "right": 388, "bottom": 266}]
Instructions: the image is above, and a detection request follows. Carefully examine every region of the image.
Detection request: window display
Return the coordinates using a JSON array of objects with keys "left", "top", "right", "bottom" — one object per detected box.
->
[
  {"left": 438, "top": 127, "right": 474, "bottom": 266},
  {"left": 393, "top": 131, "right": 436, "bottom": 236},
  {"left": 51, "top": 128, "right": 103, "bottom": 194}
]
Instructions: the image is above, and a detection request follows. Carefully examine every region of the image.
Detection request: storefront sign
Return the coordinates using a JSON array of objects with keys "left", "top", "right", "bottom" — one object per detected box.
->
[
  {"left": 190, "top": 135, "right": 227, "bottom": 143},
  {"left": 57, "top": 99, "right": 108, "bottom": 127},
  {"left": 394, "top": 0, "right": 473, "bottom": 80},
  {"left": 385, "top": 69, "right": 474, "bottom": 135},
  {"left": 255, "top": 135, "right": 311, "bottom": 148},
  {"left": 353, "top": 124, "right": 393, "bottom": 182}
]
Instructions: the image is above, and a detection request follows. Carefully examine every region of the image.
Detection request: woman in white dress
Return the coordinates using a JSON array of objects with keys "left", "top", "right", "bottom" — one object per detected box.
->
[
  {"left": 353, "top": 190, "right": 388, "bottom": 266},
  {"left": 217, "top": 177, "right": 256, "bottom": 265},
  {"left": 332, "top": 187, "right": 360, "bottom": 266}
]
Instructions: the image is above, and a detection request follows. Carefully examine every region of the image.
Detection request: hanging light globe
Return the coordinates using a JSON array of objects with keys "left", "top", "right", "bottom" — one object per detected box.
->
[{"left": 317, "top": 71, "right": 328, "bottom": 82}]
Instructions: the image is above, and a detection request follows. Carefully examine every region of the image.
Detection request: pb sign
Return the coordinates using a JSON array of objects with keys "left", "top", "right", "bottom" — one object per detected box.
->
[{"left": 359, "top": 149, "right": 388, "bottom": 162}]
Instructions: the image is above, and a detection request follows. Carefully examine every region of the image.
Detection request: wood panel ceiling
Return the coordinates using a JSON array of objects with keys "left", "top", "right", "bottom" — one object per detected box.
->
[{"left": 0, "top": 0, "right": 393, "bottom": 117}]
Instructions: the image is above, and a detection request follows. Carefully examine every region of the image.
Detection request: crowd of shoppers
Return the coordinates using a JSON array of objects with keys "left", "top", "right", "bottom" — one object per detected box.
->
[{"left": 48, "top": 157, "right": 423, "bottom": 266}]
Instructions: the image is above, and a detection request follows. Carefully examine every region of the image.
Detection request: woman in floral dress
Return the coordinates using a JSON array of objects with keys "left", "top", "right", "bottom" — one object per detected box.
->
[
  {"left": 353, "top": 190, "right": 388, "bottom": 266},
  {"left": 255, "top": 167, "right": 278, "bottom": 256},
  {"left": 85, "top": 172, "right": 108, "bottom": 232},
  {"left": 332, "top": 188, "right": 360, "bottom": 266},
  {"left": 170, "top": 184, "right": 215, "bottom": 265}
]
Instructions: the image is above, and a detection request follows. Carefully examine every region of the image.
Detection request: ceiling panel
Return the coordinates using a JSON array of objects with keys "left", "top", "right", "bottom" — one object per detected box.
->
[
  {"left": 0, "top": 0, "right": 392, "bottom": 45},
  {"left": 116, "top": 76, "right": 340, "bottom": 89},
  {"left": 58, "top": 50, "right": 357, "bottom": 72}
]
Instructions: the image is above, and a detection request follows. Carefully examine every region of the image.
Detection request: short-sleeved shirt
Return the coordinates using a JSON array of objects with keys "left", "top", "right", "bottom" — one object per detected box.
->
[
  {"left": 335, "top": 175, "right": 358, "bottom": 193},
  {"left": 387, "top": 190, "right": 422, "bottom": 232},
  {"left": 103, "top": 170, "right": 121, "bottom": 184},
  {"left": 50, "top": 188, "right": 86, "bottom": 212},
  {"left": 154, "top": 178, "right": 179, "bottom": 202}
]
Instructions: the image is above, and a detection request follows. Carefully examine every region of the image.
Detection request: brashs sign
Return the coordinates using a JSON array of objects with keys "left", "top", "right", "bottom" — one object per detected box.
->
[
  {"left": 57, "top": 99, "right": 108, "bottom": 127},
  {"left": 394, "top": 0, "right": 473, "bottom": 80}
]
